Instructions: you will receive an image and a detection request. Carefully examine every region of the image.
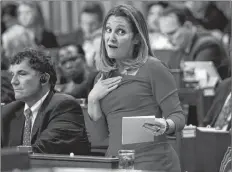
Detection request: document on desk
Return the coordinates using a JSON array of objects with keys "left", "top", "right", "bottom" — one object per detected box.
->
[
  {"left": 122, "top": 116, "right": 156, "bottom": 145},
  {"left": 197, "top": 127, "right": 229, "bottom": 133}
]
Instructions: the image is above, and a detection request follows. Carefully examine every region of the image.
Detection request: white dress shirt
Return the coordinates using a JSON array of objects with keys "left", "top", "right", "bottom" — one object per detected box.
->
[{"left": 24, "top": 91, "right": 50, "bottom": 132}]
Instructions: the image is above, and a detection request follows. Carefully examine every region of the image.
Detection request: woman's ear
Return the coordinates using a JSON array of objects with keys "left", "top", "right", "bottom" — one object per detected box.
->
[{"left": 133, "top": 34, "right": 140, "bottom": 44}]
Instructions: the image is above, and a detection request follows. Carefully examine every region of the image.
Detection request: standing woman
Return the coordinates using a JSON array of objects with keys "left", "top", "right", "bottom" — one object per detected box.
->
[
  {"left": 17, "top": 1, "right": 58, "bottom": 48},
  {"left": 88, "top": 4, "right": 185, "bottom": 172}
]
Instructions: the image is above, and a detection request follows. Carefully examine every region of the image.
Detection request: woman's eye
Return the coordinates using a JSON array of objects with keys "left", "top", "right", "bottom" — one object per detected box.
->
[
  {"left": 105, "top": 27, "right": 111, "bottom": 33},
  {"left": 19, "top": 72, "right": 27, "bottom": 76},
  {"left": 117, "top": 29, "right": 125, "bottom": 35}
]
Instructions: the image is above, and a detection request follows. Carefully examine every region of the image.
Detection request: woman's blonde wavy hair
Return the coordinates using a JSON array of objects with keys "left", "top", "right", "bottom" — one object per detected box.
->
[{"left": 96, "top": 4, "right": 154, "bottom": 72}]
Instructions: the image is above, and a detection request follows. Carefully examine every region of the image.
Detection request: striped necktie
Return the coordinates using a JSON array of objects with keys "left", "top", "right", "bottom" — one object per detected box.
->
[
  {"left": 23, "top": 108, "right": 32, "bottom": 146},
  {"left": 214, "top": 94, "right": 232, "bottom": 130}
]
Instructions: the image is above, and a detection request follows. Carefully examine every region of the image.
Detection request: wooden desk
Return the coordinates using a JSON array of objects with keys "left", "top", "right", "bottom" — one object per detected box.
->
[
  {"left": 180, "top": 136, "right": 197, "bottom": 172},
  {"left": 180, "top": 127, "right": 231, "bottom": 172},
  {"left": 21, "top": 167, "right": 162, "bottom": 172},
  {"left": 30, "top": 154, "right": 118, "bottom": 169},
  {"left": 81, "top": 106, "right": 108, "bottom": 156},
  {"left": 196, "top": 128, "right": 231, "bottom": 172},
  {"left": 2, "top": 148, "right": 31, "bottom": 171}
]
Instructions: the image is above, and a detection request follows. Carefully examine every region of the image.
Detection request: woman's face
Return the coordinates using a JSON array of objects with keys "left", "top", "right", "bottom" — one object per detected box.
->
[
  {"left": 104, "top": 15, "right": 137, "bottom": 60},
  {"left": 18, "top": 4, "right": 37, "bottom": 27},
  {"left": 80, "top": 12, "right": 100, "bottom": 38},
  {"left": 58, "top": 45, "right": 85, "bottom": 78}
]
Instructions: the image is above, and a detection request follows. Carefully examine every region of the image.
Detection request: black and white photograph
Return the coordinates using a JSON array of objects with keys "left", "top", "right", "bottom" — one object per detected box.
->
[{"left": 1, "top": 1, "right": 231, "bottom": 172}]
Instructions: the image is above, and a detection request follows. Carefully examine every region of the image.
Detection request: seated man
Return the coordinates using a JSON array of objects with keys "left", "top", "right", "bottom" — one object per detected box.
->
[
  {"left": 55, "top": 44, "right": 97, "bottom": 99},
  {"left": 202, "top": 77, "right": 231, "bottom": 131},
  {"left": 159, "top": 7, "right": 230, "bottom": 79},
  {"left": 1, "top": 48, "right": 90, "bottom": 155}
]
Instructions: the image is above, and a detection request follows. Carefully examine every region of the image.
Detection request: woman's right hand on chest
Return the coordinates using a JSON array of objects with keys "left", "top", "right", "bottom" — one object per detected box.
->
[{"left": 88, "top": 74, "right": 122, "bottom": 101}]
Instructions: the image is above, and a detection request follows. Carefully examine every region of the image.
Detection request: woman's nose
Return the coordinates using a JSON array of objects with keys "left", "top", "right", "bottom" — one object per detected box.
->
[{"left": 108, "top": 32, "right": 116, "bottom": 43}]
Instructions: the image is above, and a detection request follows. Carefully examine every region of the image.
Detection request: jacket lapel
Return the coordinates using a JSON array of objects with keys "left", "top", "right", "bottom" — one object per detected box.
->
[
  {"left": 211, "top": 83, "right": 231, "bottom": 126},
  {"left": 9, "top": 108, "right": 25, "bottom": 146},
  {"left": 31, "top": 91, "right": 54, "bottom": 142}
]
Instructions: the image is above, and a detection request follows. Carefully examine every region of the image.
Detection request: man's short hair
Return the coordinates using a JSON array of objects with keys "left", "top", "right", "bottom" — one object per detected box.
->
[
  {"left": 161, "top": 7, "right": 187, "bottom": 26},
  {"left": 146, "top": 1, "right": 169, "bottom": 12},
  {"left": 81, "top": 2, "right": 104, "bottom": 23},
  {"left": 2, "top": 3, "right": 18, "bottom": 18},
  {"left": 58, "top": 44, "right": 86, "bottom": 62},
  {"left": 10, "top": 48, "right": 57, "bottom": 90}
]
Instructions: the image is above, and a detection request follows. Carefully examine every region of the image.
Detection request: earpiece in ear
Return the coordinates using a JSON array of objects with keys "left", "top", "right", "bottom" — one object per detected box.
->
[{"left": 40, "top": 75, "right": 47, "bottom": 84}]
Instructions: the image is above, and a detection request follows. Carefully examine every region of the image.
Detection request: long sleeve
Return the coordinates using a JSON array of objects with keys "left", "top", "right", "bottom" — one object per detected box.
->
[
  {"left": 148, "top": 58, "right": 186, "bottom": 132},
  {"left": 85, "top": 114, "right": 109, "bottom": 142},
  {"left": 86, "top": 72, "right": 109, "bottom": 142}
]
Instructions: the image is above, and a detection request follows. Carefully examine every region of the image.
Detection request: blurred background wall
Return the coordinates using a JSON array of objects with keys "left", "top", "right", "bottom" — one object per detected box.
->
[
  {"left": 1, "top": 0, "right": 230, "bottom": 34},
  {"left": 1, "top": 0, "right": 149, "bottom": 34}
]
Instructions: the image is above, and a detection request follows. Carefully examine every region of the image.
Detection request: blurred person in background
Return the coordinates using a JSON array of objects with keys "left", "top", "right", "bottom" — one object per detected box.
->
[
  {"left": 1, "top": 2, "right": 18, "bottom": 34},
  {"left": 159, "top": 7, "right": 230, "bottom": 80},
  {"left": 1, "top": 23, "right": 37, "bottom": 105},
  {"left": 1, "top": 53, "right": 15, "bottom": 105},
  {"left": 17, "top": 1, "right": 58, "bottom": 48},
  {"left": 184, "top": 1, "right": 229, "bottom": 32},
  {"left": 185, "top": 1, "right": 230, "bottom": 51},
  {"left": 146, "top": 1, "right": 174, "bottom": 50},
  {"left": 80, "top": 2, "right": 104, "bottom": 68},
  {"left": 169, "top": 1, "right": 231, "bottom": 50},
  {"left": 56, "top": 2, "right": 104, "bottom": 69},
  {"left": 55, "top": 44, "right": 97, "bottom": 99},
  {"left": 88, "top": 4, "right": 185, "bottom": 172},
  {"left": 2, "top": 24, "right": 37, "bottom": 58},
  {"left": 1, "top": 21, "right": 6, "bottom": 34},
  {"left": 80, "top": 2, "right": 104, "bottom": 41}
]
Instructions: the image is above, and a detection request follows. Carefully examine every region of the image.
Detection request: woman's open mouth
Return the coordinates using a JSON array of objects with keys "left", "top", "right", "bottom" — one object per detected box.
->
[{"left": 108, "top": 44, "right": 118, "bottom": 49}]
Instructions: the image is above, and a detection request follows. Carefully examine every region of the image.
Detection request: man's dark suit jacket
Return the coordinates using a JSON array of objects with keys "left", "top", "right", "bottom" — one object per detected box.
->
[
  {"left": 156, "top": 28, "right": 230, "bottom": 80},
  {"left": 187, "top": 29, "right": 230, "bottom": 80},
  {"left": 203, "top": 77, "right": 231, "bottom": 128},
  {"left": 2, "top": 91, "right": 90, "bottom": 155}
]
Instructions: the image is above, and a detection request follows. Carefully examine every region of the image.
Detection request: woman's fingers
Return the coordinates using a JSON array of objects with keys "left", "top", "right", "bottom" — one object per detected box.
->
[
  {"left": 107, "top": 79, "right": 121, "bottom": 88},
  {"left": 93, "top": 75, "right": 122, "bottom": 99},
  {"left": 102, "top": 76, "right": 122, "bottom": 84},
  {"left": 97, "top": 73, "right": 104, "bottom": 82},
  {"left": 97, "top": 76, "right": 122, "bottom": 90},
  {"left": 107, "top": 84, "right": 119, "bottom": 92}
]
